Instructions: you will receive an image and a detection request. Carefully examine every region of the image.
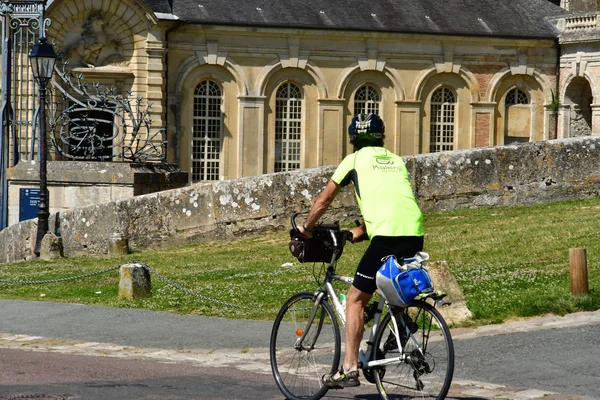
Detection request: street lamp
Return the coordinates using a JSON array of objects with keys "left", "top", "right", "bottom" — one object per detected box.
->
[{"left": 29, "top": 37, "right": 57, "bottom": 256}]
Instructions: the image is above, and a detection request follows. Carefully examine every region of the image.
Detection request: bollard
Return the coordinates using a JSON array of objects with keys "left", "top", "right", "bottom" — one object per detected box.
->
[
  {"left": 427, "top": 260, "right": 473, "bottom": 325},
  {"left": 569, "top": 248, "right": 589, "bottom": 296},
  {"left": 109, "top": 232, "right": 130, "bottom": 255},
  {"left": 119, "top": 262, "right": 152, "bottom": 300},
  {"left": 40, "top": 232, "right": 64, "bottom": 261}
]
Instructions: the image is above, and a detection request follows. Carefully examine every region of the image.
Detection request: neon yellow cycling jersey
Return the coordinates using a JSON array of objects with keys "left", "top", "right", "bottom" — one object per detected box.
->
[{"left": 331, "top": 146, "right": 424, "bottom": 238}]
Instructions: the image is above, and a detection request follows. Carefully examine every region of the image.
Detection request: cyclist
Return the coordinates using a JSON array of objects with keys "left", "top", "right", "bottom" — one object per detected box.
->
[{"left": 298, "top": 113, "right": 424, "bottom": 389}]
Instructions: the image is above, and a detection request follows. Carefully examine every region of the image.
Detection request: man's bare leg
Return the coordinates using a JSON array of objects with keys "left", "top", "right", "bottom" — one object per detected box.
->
[{"left": 342, "top": 285, "right": 372, "bottom": 374}]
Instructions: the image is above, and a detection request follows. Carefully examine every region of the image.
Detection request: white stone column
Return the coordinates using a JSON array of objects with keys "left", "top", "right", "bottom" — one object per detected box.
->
[
  {"left": 318, "top": 99, "right": 345, "bottom": 165},
  {"left": 145, "top": 28, "right": 168, "bottom": 156},
  {"left": 591, "top": 104, "right": 600, "bottom": 135},
  {"left": 558, "top": 104, "right": 571, "bottom": 139},
  {"left": 396, "top": 101, "right": 421, "bottom": 156},
  {"left": 238, "top": 96, "right": 266, "bottom": 177}
]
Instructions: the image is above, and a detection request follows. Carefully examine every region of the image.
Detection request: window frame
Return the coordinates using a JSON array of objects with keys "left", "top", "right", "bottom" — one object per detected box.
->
[
  {"left": 505, "top": 88, "right": 530, "bottom": 106},
  {"left": 353, "top": 84, "right": 381, "bottom": 117},
  {"left": 191, "top": 79, "right": 223, "bottom": 182},
  {"left": 274, "top": 82, "right": 304, "bottom": 172},
  {"left": 429, "top": 87, "right": 456, "bottom": 153}
]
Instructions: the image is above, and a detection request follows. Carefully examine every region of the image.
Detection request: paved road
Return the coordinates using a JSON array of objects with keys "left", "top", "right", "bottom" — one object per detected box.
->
[{"left": 1, "top": 300, "right": 599, "bottom": 399}]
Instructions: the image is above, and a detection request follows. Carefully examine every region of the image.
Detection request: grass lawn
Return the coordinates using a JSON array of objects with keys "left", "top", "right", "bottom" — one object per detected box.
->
[{"left": 1, "top": 197, "right": 600, "bottom": 326}]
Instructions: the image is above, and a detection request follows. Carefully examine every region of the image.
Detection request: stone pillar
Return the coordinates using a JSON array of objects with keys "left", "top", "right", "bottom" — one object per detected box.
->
[
  {"left": 318, "top": 99, "right": 345, "bottom": 165},
  {"left": 558, "top": 104, "right": 571, "bottom": 138},
  {"left": 145, "top": 29, "right": 168, "bottom": 151},
  {"left": 396, "top": 101, "right": 421, "bottom": 156},
  {"left": 238, "top": 96, "right": 266, "bottom": 176},
  {"left": 590, "top": 104, "right": 600, "bottom": 135},
  {"left": 119, "top": 262, "right": 152, "bottom": 300},
  {"left": 546, "top": 105, "right": 559, "bottom": 140}
]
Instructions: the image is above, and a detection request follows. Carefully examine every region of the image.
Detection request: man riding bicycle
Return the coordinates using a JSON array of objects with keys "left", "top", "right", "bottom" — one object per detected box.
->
[{"left": 298, "top": 113, "right": 424, "bottom": 389}]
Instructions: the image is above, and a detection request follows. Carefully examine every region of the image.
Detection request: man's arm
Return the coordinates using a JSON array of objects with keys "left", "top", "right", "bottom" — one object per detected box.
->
[
  {"left": 349, "top": 220, "right": 367, "bottom": 243},
  {"left": 298, "top": 180, "right": 341, "bottom": 237}
]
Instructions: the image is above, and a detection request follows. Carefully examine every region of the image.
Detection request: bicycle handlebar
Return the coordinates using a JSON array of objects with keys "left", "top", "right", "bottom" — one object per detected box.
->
[{"left": 290, "top": 212, "right": 354, "bottom": 244}]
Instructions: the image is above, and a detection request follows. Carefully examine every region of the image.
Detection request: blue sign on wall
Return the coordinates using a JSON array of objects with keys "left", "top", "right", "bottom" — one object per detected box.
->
[{"left": 19, "top": 188, "right": 42, "bottom": 222}]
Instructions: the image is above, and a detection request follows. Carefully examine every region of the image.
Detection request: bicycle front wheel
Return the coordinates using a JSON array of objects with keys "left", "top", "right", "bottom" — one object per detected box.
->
[
  {"left": 270, "top": 291, "right": 341, "bottom": 400},
  {"left": 373, "top": 300, "right": 454, "bottom": 400}
]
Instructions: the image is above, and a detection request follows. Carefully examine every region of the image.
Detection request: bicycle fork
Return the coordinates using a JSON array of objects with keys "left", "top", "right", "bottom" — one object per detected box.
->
[{"left": 293, "top": 290, "right": 329, "bottom": 351}]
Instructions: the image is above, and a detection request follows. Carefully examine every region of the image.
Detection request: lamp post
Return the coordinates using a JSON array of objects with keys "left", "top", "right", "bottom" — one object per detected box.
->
[{"left": 29, "top": 37, "right": 57, "bottom": 256}]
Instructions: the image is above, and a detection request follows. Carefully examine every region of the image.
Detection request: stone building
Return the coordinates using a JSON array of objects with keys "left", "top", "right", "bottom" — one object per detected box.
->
[
  {"left": 45, "top": 0, "right": 566, "bottom": 175},
  {"left": 3, "top": 0, "right": 599, "bottom": 228}
]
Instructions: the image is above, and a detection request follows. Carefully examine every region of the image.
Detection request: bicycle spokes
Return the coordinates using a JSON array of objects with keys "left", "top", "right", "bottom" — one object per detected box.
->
[{"left": 373, "top": 301, "right": 454, "bottom": 400}]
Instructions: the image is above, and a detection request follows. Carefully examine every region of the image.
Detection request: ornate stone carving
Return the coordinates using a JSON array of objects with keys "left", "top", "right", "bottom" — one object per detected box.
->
[{"left": 61, "top": 12, "right": 124, "bottom": 68}]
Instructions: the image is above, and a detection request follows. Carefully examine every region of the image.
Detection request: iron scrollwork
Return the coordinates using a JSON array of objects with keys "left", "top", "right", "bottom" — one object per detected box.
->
[{"left": 47, "top": 62, "right": 166, "bottom": 162}]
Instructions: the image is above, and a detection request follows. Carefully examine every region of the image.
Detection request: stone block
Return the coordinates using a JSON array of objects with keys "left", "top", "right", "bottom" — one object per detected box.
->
[
  {"left": 119, "top": 262, "right": 152, "bottom": 300},
  {"left": 108, "top": 232, "right": 129, "bottom": 255},
  {"left": 40, "top": 232, "right": 64, "bottom": 261},
  {"left": 427, "top": 261, "right": 473, "bottom": 326}
]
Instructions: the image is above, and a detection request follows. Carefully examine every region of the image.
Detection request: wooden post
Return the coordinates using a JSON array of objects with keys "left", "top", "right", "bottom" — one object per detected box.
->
[{"left": 569, "top": 248, "right": 589, "bottom": 296}]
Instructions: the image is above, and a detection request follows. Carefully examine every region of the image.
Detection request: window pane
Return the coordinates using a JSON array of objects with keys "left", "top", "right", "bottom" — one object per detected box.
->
[
  {"left": 354, "top": 85, "right": 381, "bottom": 116},
  {"left": 430, "top": 88, "right": 455, "bottom": 153},
  {"left": 506, "top": 88, "right": 529, "bottom": 105},
  {"left": 275, "top": 83, "right": 303, "bottom": 172},
  {"left": 192, "top": 80, "right": 222, "bottom": 181}
]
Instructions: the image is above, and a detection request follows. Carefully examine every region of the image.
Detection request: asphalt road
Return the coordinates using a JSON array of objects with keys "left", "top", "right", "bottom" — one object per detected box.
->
[
  {"left": 0, "top": 348, "right": 287, "bottom": 400},
  {"left": 1, "top": 300, "right": 599, "bottom": 399},
  {"left": 453, "top": 324, "right": 600, "bottom": 398}
]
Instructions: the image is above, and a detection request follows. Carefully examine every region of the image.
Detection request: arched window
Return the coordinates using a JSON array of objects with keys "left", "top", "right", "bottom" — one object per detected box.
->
[
  {"left": 192, "top": 80, "right": 222, "bottom": 182},
  {"left": 275, "top": 82, "right": 303, "bottom": 172},
  {"left": 505, "top": 88, "right": 529, "bottom": 105},
  {"left": 430, "top": 87, "right": 456, "bottom": 152},
  {"left": 354, "top": 84, "right": 380, "bottom": 116}
]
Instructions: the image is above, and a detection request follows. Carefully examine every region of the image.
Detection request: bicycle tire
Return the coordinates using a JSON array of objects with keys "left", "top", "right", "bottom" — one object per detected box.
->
[
  {"left": 372, "top": 300, "right": 454, "bottom": 400},
  {"left": 270, "top": 291, "right": 341, "bottom": 400}
]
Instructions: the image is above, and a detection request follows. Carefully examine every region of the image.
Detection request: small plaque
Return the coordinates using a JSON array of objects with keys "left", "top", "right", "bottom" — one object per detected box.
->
[{"left": 19, "top": 188, "right": 42, "bottom": 222}]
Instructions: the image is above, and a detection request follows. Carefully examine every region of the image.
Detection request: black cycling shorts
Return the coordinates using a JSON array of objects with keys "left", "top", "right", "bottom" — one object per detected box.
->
[{"left": 353, "top": 235, "right": 424, "bottom": 295}]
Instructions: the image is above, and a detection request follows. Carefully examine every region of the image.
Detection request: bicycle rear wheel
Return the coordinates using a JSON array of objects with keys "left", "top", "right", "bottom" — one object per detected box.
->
[
  {"left": 372, "top": 300, "right": 454, "bottom": 400},
  {"left": 270, "top": 291, "right": 341, "bottom": 400}
]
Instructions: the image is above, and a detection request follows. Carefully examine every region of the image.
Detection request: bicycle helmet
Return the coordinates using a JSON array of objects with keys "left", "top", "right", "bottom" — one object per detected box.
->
[{"left": 348, "top": 113, "right": 385, "bottom": 144}]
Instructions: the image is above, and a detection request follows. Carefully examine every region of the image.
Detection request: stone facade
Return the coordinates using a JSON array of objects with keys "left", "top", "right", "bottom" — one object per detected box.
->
[
  {"left": 2, "top": 136, "right": 600, "bottom": 264},
  {"left": 38, "top": 0, "right": 562, "bottom": 184},
  {"left": 6, "top": 0, "right": 600, "bottom": 235}
]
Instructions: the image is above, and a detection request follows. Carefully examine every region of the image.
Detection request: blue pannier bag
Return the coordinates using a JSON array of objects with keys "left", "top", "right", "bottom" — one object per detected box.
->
[{"left": 375, "top": 252, "right": 433, "bottom": 307}]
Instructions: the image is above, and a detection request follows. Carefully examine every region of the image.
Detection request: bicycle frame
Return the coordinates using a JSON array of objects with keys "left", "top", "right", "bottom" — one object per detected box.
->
[
  {"left": 275, "top": 214, "right": 453, "bottom": 400},
  {"left": 294, "top": 230, "right": 420, "bottom": 371}
]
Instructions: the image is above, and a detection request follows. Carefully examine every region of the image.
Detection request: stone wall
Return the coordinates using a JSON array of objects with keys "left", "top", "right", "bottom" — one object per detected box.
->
[
  {"left": 2, "top": 136, "right": 600, "bottom": 264},
  {"left": 6, "top": 161, "right": 188, "bottom": 227}
]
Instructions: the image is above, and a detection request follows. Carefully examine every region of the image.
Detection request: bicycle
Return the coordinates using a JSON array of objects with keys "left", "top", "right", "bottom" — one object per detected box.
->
[{"left": 270, "top": 213, "right": 454, "bottom": 400}]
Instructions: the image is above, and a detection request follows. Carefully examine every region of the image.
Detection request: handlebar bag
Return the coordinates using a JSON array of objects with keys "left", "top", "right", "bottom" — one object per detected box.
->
[
  {"left": 375, "top": 255, "right": 433, "bottom": 307},
  {"left": 289, "top": 223, "right": 345, "bottom": 263}
]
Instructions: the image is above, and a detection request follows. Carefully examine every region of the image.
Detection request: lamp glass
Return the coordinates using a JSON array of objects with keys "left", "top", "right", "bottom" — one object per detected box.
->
[{"left": 29, "top": 38, "right": 57, "bottom": 80}]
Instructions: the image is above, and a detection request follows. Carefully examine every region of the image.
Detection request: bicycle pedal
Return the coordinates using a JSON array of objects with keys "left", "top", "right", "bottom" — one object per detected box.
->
[{"left": 363, "top": 302, "right": 379, "bottom": 323}]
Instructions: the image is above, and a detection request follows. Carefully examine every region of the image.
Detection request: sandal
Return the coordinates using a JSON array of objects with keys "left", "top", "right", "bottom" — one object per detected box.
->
[{"left": 322, "top": 368, "right": 360, "bottom": 389}]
